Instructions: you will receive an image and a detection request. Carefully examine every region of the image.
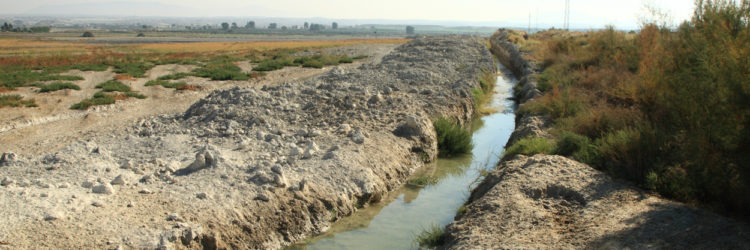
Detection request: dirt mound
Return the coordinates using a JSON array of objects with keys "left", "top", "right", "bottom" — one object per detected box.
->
[
  {"left": 443, "top": 155, "right": 750, "bottom": 249},
  {"left": 0, "top": 35, "right": 494, "bottom": 249}
]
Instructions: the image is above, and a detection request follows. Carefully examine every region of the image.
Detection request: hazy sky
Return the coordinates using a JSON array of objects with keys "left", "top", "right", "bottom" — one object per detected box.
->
[{"left": 0, "top": 0, "right": 696, "bottom": 29}]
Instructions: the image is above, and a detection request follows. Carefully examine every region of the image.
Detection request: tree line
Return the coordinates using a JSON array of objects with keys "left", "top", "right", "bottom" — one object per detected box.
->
[{"left": 1, "top": 23, "right": 50, "bottom": 33}]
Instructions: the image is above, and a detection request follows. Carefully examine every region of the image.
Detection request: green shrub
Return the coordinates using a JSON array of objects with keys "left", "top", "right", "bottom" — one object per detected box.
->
[
  {"left": 39, "top": 75, "right": 84, "bottom": 81},
  {"left": 554, "top": 131, "right": 597, "bottom": 164},
  {"left": 145, "top": 80, "right": 187, "bottom": 89},
  {"left": 353, "top": 55, "right": 368, "bottom": 60},
  {"left": 521, "top": 0, "right": 750, "bottom": 219},
  {"left": 253, "top": 60, "right": 285, "bottom": 71},
  {"left": 126, "top": 92, "right": 147, "bottom": 99},
  {"left": 338, "top": 57, "right": 354, "bottom": 63},
  {"left": 0, "top": 94, "right": 37, "bottom": 108},
  {"left": 113, "top": 62, "right": 155, "bottom": 77},
  {"left": 434, "top": 117, "right": 473, "bottom": 157},
  {"left": 302, "top": 60, "right": 324, "bottom": 68},
  {"left": 71, "top": 64, "right": 109, "bottom": 71},
  {"left": 504, "top": 137, "right": 555, "bottom": 157},
  {"left": 37, "top": 82, "right": 80, "bottom": 92},
  {"left": 157, "top": 72, "right": 192, "bottom": 80},
  {"left": 407, "top": 176, "right": 439, "bottom": 187},
  {"left": 96, "top": 80, "right": 131, "bottom": 92},
  {"left": 70, "top": 92, "right": 115, "bottom": 110},
  {"left": 0, "top": 70, "right": 84, "bottom": 89},
  {"left": 414, "top": 224, "right": 446, "bottom": 248}
]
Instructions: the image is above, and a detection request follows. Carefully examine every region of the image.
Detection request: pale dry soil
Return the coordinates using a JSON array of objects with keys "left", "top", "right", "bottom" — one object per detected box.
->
[
  {"left": 0, "top": 44, "right": 395, "bottom": 155},
  {"left": 0, "top": 36, "right": 495, "bottom": 249}
]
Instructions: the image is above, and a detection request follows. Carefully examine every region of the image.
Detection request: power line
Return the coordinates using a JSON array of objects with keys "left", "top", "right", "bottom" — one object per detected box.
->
[{"left": 564, "top": 0, "right": 570, "bottom": 30}]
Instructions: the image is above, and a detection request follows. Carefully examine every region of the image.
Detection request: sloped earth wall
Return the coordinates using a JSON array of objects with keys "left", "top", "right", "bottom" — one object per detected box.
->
[
  {"left": 0, "top": 35, "right": 495, "bottom": 249},
  {"left": 440, "top": 29, "right": 750, "bottom": 249}
]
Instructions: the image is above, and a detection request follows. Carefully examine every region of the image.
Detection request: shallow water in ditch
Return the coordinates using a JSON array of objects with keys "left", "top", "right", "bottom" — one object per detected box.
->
[{"left": 296, "top": 63, "right": 517, "bottom": 249}]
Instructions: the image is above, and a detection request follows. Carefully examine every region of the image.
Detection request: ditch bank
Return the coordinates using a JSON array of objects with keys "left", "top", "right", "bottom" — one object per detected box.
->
[
  {"left": 441, "top": 29, "right": 750, "bottom": 249},
  {"left": 0, "top": 36, "right": 494, "bottom": 249}
]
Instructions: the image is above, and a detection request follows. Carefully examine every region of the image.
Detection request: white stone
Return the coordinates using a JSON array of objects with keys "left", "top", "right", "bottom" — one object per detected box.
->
[
  {"left": 92, "top": 183, "right": 115, "bottom": 195},
  {"left": 110, "top": 174, "right": 127, "bottom": 185}
]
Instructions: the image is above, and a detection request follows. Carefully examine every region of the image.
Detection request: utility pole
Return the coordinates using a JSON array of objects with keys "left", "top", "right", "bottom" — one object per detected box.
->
[
  {"left": 564, "top": 0, "right": 570, "bottom": 30},
  {"left": 528, "top": 12, "right": 532, "bottom": 33}
]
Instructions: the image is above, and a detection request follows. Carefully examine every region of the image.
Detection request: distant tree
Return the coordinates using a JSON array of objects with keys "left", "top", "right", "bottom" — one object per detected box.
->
[
  {"left": 309, "top": 23, "right": 324, "bottom": 31},
  {"left": 231, "top": 22, "right": 238, "bottom": 29},
  {"left": 1, "top": 22, "right": 12, "bottom": 32},
  {"left": 221, "top": 22, "right": 229, "bottom": 30},
  {"left": 82, "top": 31, "right": 94, "bottom": 37},
  {"left": 304, "top": 22, "right": 309, "bottom": 29},
  {"left": 268, "top": 23, "right": 278, "bottom": 29},
  {"left": 281, "top": 26, "right": 288, "bottom": 30},
  {"left": 245, "top": 21, "right": 255, "bottom": 29},
  {"left": 332, "top": 22, "right": 338, "bottom": 29},
  {"left": 29, "top": 26, "right": 50, "bottom": 33},
  {"left": 406, "top": 26, "right": 415, "bottom": 35},
  {"left": 136, "top": 32, "right": 145, "bottom": 37}
]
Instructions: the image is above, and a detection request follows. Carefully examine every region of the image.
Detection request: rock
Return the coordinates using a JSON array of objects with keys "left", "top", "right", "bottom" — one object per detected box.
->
[
  {"left": 368, "top": 93, "right": 383, "bottom": 104},
  {"left": 81, "top": 181, "right": 95, "bottom": 188},
  {"left": 180, "top": 147, "right": 217, "bottom": 174},
  {"left": 196, "top": 193, "right": 208, "bottom": 199},
  {"left": 289, "top": 145, "right": 302, "bottom": 156},
  {"left": 165, "top": 162, "right": 178, "bottom": 173},
  {"left": 393, "top": 115, "right": 438, "bottom": 161},
  {"left": 58, "top": 183, "right": 70, "bottom": 188},
  {"left": 40, "top": 193, "right": 49, "bottom": 197},
  {"left": 274, "top": 174, "right": 288, "bottom": 188},
  {"left": 271, "top": 165, "right": 283, "bottom": 174},
  {"left": 140, "top": 174, "right": 154, "bottom": 184},
  {"left": 120, "top": 160, "right": 133, "bottom": 169},
  {"left": 255, "top": 193, "right": 270, "bottom": 202},
  {"left": 181, "top": 224, "right": 203, "bottom": 245},
  {"left": 91, "top": 147, "right": 107, "bottom": 155},
  {"left": 323, "top": 151, "right": 336, "bottom": 160},
  {"left": 92, "top": 183, "right": 116, "bottom": 195},
  {"left": 110, "top": 174, "right": 128, "bottom": 185},
  {"left": 38, "top": 182, "right": 52, "bottom": 188},
  {"left": 338, "top": 124, "right": 352, "bottom": 134},
  {"left": 351, "top": 130, "right": 366, "bottom": 144},
  {"left": 44, "top": 211, "right": 63, "bottom": 221},
  {"left": 17, "top": 179, "right": 30, "bottom": 187},
  {"left": 167, "top": 213, "right": 184, "bottom": 222},
  {"left": 91, "top": 201, "right": 105, "bottom": 207},
  {"left": 505, "top": 115, "right": 551, "bottom": 148},
  {"left": 308, "top": 129, "right": 323, "bottom": 137},
  {"left": 139, "top": 189, "right": 153, "bottom": 194},
  {"left": 256, "top": 131, "right": 266, "bottom": 140},
  {"left": 302, "top": 142, "right": 319, "bottom": 159},
  {"left": 1, "top": 177, "right": 14, "bottom": 186},
  {"left": 0, "top": 152, "right": 17, "bottom": 166}
]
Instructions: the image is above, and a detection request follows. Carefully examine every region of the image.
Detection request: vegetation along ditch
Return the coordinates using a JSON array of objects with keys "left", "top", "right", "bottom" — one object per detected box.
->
[{"left": 296, "top": 61, "right": 517, "bottom": 249}]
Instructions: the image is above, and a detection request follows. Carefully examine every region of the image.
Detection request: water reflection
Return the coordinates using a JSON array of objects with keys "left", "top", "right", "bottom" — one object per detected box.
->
[{"left": 296, "top": 63, "right": 517, "bottom": 250}]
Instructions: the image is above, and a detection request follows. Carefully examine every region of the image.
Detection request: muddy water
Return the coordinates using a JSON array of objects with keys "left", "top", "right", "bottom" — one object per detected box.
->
[{"left": 298, "top": 63, "right": 517, "bottom": 249}]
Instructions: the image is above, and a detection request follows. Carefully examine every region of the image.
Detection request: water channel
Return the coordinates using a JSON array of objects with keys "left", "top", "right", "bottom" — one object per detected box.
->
[{"left": 297, "top": 62, "right": 517, "bottom": 249}]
